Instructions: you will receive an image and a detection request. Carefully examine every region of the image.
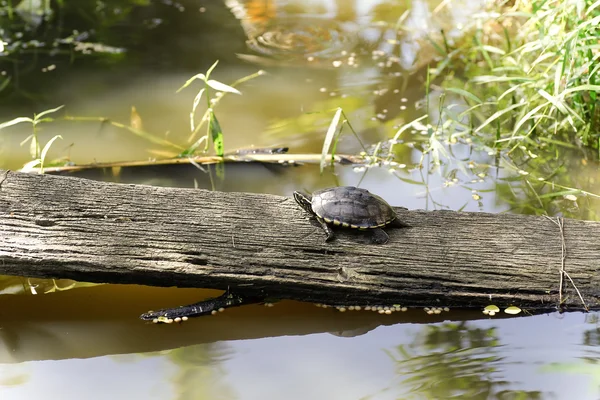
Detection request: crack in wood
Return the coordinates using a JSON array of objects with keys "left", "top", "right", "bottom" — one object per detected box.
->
[
  {"left": 0, "top": 170, "right": 9, "bottom": 190},
  {"left": 185, "top": 257, "right": 209, "bottom": 266},
  {"left": 300, "top": 248, "right": 346, "bottom": 256},
  {"left": 35, "top": 218, "right": 56, "bottom": 227}
]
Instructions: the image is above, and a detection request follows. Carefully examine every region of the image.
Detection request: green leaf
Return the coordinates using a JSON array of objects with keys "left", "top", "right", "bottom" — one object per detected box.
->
[
  {"left": 479, "top": 45, "right": 505, "bottom": 55},
  {"left": 180, "top": 136, "right": 207, "bottom": 156},
  {"left": 39, "top": 135, "right": 63, "bottom": 174},
  {"left": 209, "top": 109, "right": 224, "bottom": 157},
  {"left": 35, "top": 105, "right": 65, "bottom": 120},
  {"left": 205, "top": 60, "right": 219, "bottom": 80},
  {"left": 536, "top": 189, "right": 580, "bottom": 199},
  {"left": 21, "top": 159, "right": 41, "bottom": 172},
  {"left": 512, "top": 102, "right": 550, "bottom": 135},
  {"left": 475, "top": 103, "right": 525, "bottom": 133},
  {"left": 320, "top": 107, "right": 343, "bottom": 173},
  {"left": 588, "top": 0, "right": 600, "bottom": 14},
  {"left": 190, "top": 88, "right": 205, "bottom": 132},
  {"left": 537, "top": 89, "right": 568, "bottom": 114},
  {"left": 206, "top": 80, "right": 242, "bottom": 95},
  {"left": 397, "top": 177, "right": 426, "bottom": 185},
  {"left": 444, "top": 88, "right": 483, "bottom": 104},
  {"left": 391, "top": 115, "right": 428, "bottom": 142},
  {"left": 472, "top": 76, "right": 533, "bottom": 84},
  {"left": 0, "top": 117, "right": 33, "bottom": 130},
  {"left": 561, "top": 85, "right": 600, "bottom": 96},
  {"left": 176, "top": 73, "right": 206, "bottom": 93}
]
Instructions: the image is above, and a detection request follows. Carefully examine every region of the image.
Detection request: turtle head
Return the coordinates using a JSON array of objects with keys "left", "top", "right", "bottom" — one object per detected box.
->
[{"left": 293, "top": 191, "right": 313, "bottom": 214}]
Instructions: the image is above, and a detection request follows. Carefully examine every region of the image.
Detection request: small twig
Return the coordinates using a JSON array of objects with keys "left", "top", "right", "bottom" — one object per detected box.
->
[
  {"left": 562, "top": 270, "right": 589, "bottom": 311},
  {"left": 544, "top": 215, "right": 588, "bottom": 311}
]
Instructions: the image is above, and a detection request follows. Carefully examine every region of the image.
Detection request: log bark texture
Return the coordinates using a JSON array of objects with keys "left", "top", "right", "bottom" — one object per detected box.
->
[{"left": 1, "top": 169, "right": 599, "bottom": 311}]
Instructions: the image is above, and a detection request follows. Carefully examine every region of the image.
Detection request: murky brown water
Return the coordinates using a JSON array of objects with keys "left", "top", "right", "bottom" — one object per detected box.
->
[{"left": 1, "top": 0, "right": 600, "bottom": 399}]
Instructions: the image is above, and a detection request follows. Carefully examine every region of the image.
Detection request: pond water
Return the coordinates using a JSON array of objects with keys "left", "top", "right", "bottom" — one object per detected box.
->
[{"left": 1, "top": 0, "right": 599, "bottom": 399}]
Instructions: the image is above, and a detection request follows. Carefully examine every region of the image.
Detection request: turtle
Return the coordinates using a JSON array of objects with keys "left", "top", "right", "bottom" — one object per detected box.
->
[{"left": 293, "top": 186, "right": 408, "bottom": 244}]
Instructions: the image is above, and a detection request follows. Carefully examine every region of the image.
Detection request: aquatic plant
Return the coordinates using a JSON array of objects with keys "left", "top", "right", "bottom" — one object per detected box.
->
[{"left": 434, "top": 0, "right": 600, "bottom": 152}]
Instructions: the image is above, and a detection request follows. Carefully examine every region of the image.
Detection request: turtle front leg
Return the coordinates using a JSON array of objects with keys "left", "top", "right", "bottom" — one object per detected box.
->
[
  {"left": 370, "top": 228, "right": 390, "bottom": 244},
  {"left": 317, "top": 218, "right": 335, "bottom": 241}
]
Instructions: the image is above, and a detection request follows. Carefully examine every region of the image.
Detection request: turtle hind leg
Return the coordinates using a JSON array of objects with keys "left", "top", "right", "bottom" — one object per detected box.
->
[
  {"left": 317, "top": 218, "right": 335, "bottom": 241},
  {"left": 370, "top": 228, "right": 389, "bottom": 244},
  {"left": 390, "top": 218, "right": 410, "bottom": 228}
]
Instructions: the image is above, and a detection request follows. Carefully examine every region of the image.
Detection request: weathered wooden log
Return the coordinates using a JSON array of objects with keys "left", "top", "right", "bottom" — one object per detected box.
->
[{"left": 0, "top": 168, "right": 599, "bottom": 311}]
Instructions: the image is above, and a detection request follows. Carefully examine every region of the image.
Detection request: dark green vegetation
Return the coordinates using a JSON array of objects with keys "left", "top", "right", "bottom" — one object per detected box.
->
[
  {"left": 352, "top": 0, "right": 600, "bottom": 220},
  {"left": 0, "top": 0, "right": 245, "bottom": 104},
  {"left": 438, "top": 0, "right": 600, "bottom": 151}
]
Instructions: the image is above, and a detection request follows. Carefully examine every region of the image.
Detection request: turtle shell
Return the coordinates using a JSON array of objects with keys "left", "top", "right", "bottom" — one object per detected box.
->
[{"left": 311, "top": 186, "right": 397, "bottom": 229}]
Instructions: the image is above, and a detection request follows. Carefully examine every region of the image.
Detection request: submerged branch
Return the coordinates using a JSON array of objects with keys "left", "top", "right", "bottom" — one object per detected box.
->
[{"left": 21, "top": 153, "right": 362, "bottom": 174}]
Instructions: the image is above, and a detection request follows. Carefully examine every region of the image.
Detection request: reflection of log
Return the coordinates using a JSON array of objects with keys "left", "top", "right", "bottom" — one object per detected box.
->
[
  {"left": 1, "top": 168, "right": 599, "bottom": 312},
  {"left": 0, "top": 285, "right": 502, "bottom": 363}
]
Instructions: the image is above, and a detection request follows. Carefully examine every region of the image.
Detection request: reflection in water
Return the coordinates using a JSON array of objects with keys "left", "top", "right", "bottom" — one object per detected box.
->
[
  {"left": 165, "top": 343, "right": 237, "bottom": 400},
  {"left": 228, "top": 0, "right": 357, "bottom": 63},
  {"left": 385, "top": 322, "right": 540, "bottom": 399},
  {"left": 0, "top": 284, "right": 598, "bottom": 399}
]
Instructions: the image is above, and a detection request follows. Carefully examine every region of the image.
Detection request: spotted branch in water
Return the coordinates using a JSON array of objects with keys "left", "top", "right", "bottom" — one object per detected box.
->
[{"left": 140, "top": 291, "right": 263, "bottom": 323}]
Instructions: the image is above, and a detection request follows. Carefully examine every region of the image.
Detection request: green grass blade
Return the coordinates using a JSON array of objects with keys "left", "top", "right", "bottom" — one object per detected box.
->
[
  {"left": 205, "top": 60, "right": 220, "bottom": 80},
  {"left": 176, "top": 73, "right": 206, "bottom": 93},
  {"left": 561, "top": 85, "right": 600, "bottom": 96},
  {"left": 180, "top": 136, "right": 207, "bottom": 157},
  {"left": 475, "top": 103, "right": 525, "bottom": 133},
  {"left": 190, "top": 88, "right": 205, "bottom": 132},
  {"left": 320, "top": 107, "right": 342, "bottom": 173},
  {"left": 512, "top": 102, "right": 550, "bottom": 134},
  {"left": 537, "top": 89, "right": 568, "bottom": 114},
  {"left": 472, "top": 76, "right": 534, "bottom": 84},
  {"left": 588, "top": 0, "right": 600, "bottom": 13},
  {"left": 391, "top": 115, "right": 428, "bottom": 142},
  {"left": 479, "top": 45, "right": 506, "bottom": 55},
  {"left": 0, "top": 117, "right": 33, "bottom": 130},
  {"left": 444, "top": 88, "right": 483, "bottom": 104},
  {"left": 35, "top": 105, "right": 65, "bottom": 120},
  {"left": 206, "top": 80, "right": 242, "bottom": 95},
  {"left": 39, "top": 135, "right": 63, "bottom": 174}
]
